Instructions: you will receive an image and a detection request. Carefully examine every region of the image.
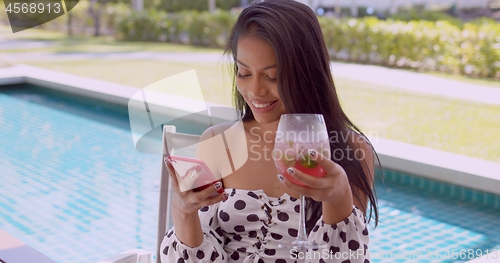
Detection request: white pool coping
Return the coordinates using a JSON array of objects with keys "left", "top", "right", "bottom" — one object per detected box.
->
[
  {"left": 1, "top": 64, "right": 500, "bottom": 197},
  {"left": 0, "top": 229, "right": 56, "bottom": 263}
]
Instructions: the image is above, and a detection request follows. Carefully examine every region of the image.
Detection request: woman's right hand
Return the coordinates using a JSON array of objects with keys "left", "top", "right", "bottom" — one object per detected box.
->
[{"left": 164, "top": 157, "right": 227, "bottom": 215}]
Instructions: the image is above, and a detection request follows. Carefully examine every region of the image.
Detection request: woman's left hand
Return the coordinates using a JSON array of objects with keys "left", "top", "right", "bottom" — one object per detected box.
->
[
  {"left": 277, "top": 149, "right": 351, "bottom": 203},
  {"left": 278, "top": 149, "right": 355, "bottom": 224}
]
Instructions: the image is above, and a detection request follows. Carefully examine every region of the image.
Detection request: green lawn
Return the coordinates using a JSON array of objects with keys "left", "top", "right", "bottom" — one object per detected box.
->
[
  {"left": 0, "top": 25, "right": 221, "bottom": 54},
  {"left": 425, "top": 71, "right": 500, "bottom": 89},
  {"left": 23, "top": 59, "right": 234, "bottom": 105},
  {"left": 22, "top": 59, "right": 500, "bottom": 163},
  {"left": 335, "top": 78, "right": 500, "bottom": 163},
  {"left": 4, "top": 36, "right": 222, "bottom": 54}
]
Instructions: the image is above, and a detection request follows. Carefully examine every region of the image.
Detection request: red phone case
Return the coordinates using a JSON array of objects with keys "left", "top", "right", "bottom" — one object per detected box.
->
[{"left": 167, "top": 155, "right": 223, "bottom": 194}]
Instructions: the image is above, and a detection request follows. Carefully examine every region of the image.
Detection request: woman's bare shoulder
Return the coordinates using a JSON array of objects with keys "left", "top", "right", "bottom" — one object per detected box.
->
[{"left": 199, "top": 121, "right": 241, "bottom": 140}]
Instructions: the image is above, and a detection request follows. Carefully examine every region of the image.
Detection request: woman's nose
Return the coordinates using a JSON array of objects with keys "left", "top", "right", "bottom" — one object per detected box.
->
[{"left": 248, "top": 78, "right": 269, "bottom": 97}]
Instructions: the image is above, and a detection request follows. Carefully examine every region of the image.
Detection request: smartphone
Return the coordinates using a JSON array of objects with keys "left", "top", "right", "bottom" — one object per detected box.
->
[{"left": 167, "top": 155, "right": 223, "bottom": 195}]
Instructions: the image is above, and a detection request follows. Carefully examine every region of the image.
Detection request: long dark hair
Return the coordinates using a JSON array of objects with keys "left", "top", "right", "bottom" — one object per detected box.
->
[{"left": 224, "top": 0, "right": 378, "bottom": 232}]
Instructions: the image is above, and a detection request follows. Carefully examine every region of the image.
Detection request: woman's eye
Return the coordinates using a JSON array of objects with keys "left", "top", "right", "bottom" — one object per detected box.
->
[
  {"left": 266, "top": 76, "right": 277, "bottom": 82},
  {"left": 237, "top": 73, "right": 250, "bottom": 78}
]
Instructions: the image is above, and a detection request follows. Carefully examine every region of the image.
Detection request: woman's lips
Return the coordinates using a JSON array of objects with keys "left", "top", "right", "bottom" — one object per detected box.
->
[
  {"left": 251, "top": 101, "right": 276, "bottom": 108},
  {"left": 249, "top": 100, "right": 278, "bottom": 113}
]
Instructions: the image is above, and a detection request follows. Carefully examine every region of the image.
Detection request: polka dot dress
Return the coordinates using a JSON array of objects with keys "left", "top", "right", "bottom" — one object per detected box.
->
[{"left": 160, "top": 189, "right": 370, "bottom": 263}]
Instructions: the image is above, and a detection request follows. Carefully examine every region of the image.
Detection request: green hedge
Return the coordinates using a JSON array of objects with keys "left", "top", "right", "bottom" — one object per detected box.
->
[
  {"left": 150, "top": 0, "right": 240, "bottom": 12},
  {"left": 319, "top": 17, "right": 500, "bottom": 78},
  {"left": 115, "top": 10, "right": 499, "bottom": 78},
  {"left": 116, "top": 9, "right": 236, "bottom": 47},
  {"left": 1, "top": 0, "right": 497, "bottom": 78},
  {"left": 389, "top": 9, "right": 463, "bottom": 28}
]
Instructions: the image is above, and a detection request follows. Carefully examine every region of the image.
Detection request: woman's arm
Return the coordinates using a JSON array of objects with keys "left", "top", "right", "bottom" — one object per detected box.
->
[
  {"left": 166, "top": 126, "right": 229, "bottom": 247},
  {"left": 170, "top": 198, "right": 207, "bottom": 247},
  {"left": 160, "top": 125, "right": 230, "bottom": 262},
  {"left": 160, "top": 202, "right": 228, "bottom": 262},
  {"left": 322, "top": 134, "right": 375, "bottom": 223},
  {"left": 322, "top": 132, "right": 374, "bottom": 224},
  {"left": 307, "top": 206, "right": 370, "bottom": 263},
  {"left": 166, "top": 158, "right": 226, "bottom": 247}
]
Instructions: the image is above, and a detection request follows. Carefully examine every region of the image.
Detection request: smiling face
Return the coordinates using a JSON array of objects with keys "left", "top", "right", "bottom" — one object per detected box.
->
[{"left": 236, "top": 35, "right": 286, "bottom": 124}]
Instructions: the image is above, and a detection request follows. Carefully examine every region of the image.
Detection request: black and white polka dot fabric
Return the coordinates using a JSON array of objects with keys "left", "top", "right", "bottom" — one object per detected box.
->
[{"left": 160, "top": 188, "right": 370, "bottom": 263}]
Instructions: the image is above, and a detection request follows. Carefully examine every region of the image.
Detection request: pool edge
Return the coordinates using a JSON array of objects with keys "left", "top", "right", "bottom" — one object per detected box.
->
[{"left": 1, "top": 64, "right": 499, "bottom": 197}]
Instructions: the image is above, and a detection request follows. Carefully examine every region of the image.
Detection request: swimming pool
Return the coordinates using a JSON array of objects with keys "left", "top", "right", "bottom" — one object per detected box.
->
[{"left": 1, "top": 84, "right": 499, "bottom": 263}]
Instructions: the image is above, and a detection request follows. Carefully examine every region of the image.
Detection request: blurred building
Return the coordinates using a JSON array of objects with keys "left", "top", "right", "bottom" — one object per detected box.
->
[{"left": 296, "top": 0, "right": 494, "bottom": 16}]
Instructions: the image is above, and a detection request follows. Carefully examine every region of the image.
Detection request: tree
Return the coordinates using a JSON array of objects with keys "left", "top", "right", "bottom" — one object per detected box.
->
[
  {"left": 88, "top": 0, "right": 108, "bottom": 36},
  {"left": 67, "top": 11, "right": 73, "bottom": 36},
  {"left": 208, "top": 0, "right": 215, "bottom": 13},
  {"left": 132, "top": 0, "right": 143, "bottom": 11},
  {"left": 350, "top": 0, "right": 358, "bottom": 17}
]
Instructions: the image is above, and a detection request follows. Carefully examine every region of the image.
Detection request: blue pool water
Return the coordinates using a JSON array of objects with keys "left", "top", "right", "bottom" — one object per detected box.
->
[
  {"left": 0, "top": 84, "right": 162, "bottom": 262},
  {"left": 371, "top": 172, "right": 500, "bottom": 262},
  {"left": 1, "top": 84, "right": 500, "bottom": 263}
]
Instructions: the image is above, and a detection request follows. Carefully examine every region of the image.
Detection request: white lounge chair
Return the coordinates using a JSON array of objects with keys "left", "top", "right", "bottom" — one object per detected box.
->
[{"left": 98, "top": 125, "right": 200, "bottom": 263}]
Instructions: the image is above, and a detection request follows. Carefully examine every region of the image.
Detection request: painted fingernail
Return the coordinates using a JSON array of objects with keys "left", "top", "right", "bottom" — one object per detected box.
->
[
  {"left": 308, "top": 149, "right": 316, "bottom": 157},
  {"left": 277, "top": 174, "right": 284, "bottom": 181},
  {"left": 287, "top": 167, "right": 294, "bottom": 175},
  {"left": 164, "top": 157, "right": 167, "bottom": 164},
  {"left": 214, "top": 182, "right": 222, "bottom": 189}
]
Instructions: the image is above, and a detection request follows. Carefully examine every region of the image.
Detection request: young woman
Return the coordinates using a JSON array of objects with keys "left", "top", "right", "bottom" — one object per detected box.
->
[{"left": 161, "top": 0, "right": 378, "bottom": 262}]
